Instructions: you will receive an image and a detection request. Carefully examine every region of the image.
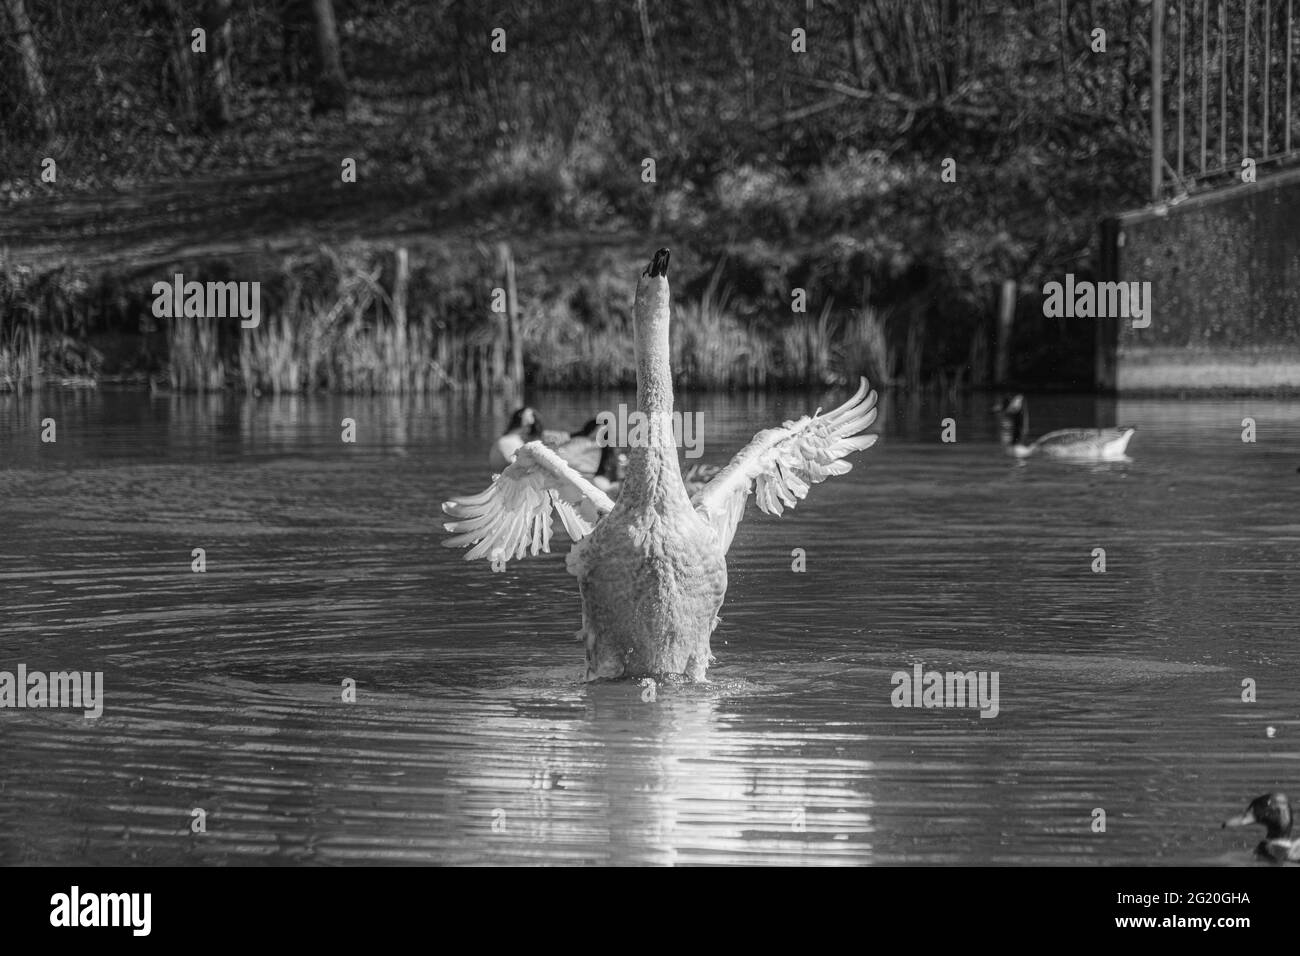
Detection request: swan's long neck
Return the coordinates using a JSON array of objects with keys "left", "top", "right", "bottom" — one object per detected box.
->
[
  {"left": 624, "top": 251, "right": 689, "bottom": 508},
  {"left": 635, "top": 273, "right": 673, "bottom": 420}
]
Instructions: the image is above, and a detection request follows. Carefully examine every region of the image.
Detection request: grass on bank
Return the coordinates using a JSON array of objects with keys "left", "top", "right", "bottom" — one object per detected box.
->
[{"left": 3, "top": 241, "right": 984, "bottom": 394}]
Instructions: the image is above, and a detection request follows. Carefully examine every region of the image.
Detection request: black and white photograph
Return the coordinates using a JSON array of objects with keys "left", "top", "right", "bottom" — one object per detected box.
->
[{"left": 0, "top": 0, "right": 1297, "bottom": 925}]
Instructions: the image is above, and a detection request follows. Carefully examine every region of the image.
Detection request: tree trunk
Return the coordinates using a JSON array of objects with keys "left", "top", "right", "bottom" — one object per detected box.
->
[
  {"left": 2, "top": 0, "right": 57, "bottom": 133},
  {"left": 635, "top": 0, "right": 675, "bottom": 123},
  {"left": 199, "top": 0, "right": 234, "bottom": 129},
  {"left": 392, "top": 247, "right": 409, "bottom": 326},
  {"left": 845, "top": 9, "right": 869, "bottom": 87},
  {"left": 941, "top": 0, "right": 960, "bottom": 96},
  {"left": 278, "top": 0, "right": 309, "bottom": 85},
  {"left": 309, "top": 0, "right": 348, "bottom": 114},
  {"left": 154, "top": 0, "right": 197, "bottom": 128},
  {"left": 498, "top": 243, "right": 522, "bottom": 391}
]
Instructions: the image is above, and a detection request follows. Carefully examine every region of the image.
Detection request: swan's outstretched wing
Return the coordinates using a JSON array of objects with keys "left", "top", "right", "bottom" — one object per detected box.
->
[
  {"left": 442, "top": 441, "right": 616, "bottom": 566},
  {"left": 691, "top": 378, "right": 878, "bottom": 553}
]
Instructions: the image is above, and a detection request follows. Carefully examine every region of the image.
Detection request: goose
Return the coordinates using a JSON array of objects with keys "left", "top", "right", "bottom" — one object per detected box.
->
[
  {"left": 442, "top": 248, "right": 879, "bottom": 681},
  {"left": 1222, "top": 792, "right": 1300, "bottom": 862},
  {"left": 489, "top": 407, "right": 545, "bottom": 471},
  {"left": 584, "top": 446, "right": 718, "bottom": 498},
  {"left": 554, "top": 419, "right": 604, "bottom": 476},
  {"left": 489, "top": 408, "right": 578, "bottom": 472},
  {"left": 558, "top": 418, "right": 721, "bottom": 495},
  {"left": 590, "top": 444, "right": 628, "bottom": 493},
  {"left": 996, "top": 394, "right": 1135, "bottom": 460}
]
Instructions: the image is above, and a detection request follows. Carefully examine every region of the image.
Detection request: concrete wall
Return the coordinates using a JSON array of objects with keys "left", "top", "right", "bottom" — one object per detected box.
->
[{"left": 1098, "top": 165, "right": 1300, "bottom": 392}]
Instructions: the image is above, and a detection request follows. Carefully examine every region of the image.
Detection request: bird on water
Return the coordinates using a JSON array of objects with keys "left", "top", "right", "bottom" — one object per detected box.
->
[
  {"left": 996, "top": 393, "right": 1135, "bottom": 460},
  {"left": 442, "top": 248, "right": 880, "bottom": 681},
  {"left": 1223, "top": 792, "right": 1300, "bottom": 863}
]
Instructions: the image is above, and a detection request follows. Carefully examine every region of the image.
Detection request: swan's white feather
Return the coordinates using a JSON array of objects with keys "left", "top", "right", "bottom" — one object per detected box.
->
[
  {"left": 691, "top": 377, "right": 879, "bottom": 553},
  {"left": 442, "top": 441, "right": 616, "bottom": 566}
]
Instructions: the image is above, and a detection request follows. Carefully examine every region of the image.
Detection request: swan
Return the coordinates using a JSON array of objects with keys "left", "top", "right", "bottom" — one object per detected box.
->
[
  {"left": 996, "top": 394, "right": 1135, "bottom": 460},
  {"left": 442, "top": 248, "right": 879, "bottom": 681}
]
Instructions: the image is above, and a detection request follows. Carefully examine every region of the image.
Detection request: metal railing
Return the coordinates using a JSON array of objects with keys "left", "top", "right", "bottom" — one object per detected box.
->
[{"left": 1152, "top": 0, "right": 1300, "bottom": 199}]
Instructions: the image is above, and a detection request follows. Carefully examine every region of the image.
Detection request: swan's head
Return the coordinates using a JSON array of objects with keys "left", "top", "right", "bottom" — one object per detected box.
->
[
  {"left": 643, "top": 248, "right": 670, "bottom": 278},
  {"left": 506, "top": 406, "right": 544, "bottom": 439},
  {"left": 635, "top": 248, "right": 672, "bottom": 328}
]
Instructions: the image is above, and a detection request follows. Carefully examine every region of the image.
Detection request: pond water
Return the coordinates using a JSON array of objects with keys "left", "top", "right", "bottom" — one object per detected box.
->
[{"left": 0, "top": 386, "right": 1296, "bottom": 865}]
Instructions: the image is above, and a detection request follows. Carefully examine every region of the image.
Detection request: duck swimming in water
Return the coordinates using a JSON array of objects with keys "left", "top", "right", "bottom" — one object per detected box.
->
[
  {"left": 443, "top": 248, "right": 879, "bottom": 681},
  {"left": 997, "top": 394, "right": 1135, "bottom": 460},
  {"left": 1223, "top": 792, "right": 1300, "bottom": 862}
]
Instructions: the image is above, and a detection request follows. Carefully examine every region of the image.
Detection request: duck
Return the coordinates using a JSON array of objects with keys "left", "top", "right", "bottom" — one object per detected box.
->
[
  {"left": 1223, "top": 792, "right": 1300, "bottom": 862},
  {"left": 443, "top": 248, "right": 879, "bottom": 681},
  {"left": 996, "top": 394, "right": 1135, "bottom": 460}
]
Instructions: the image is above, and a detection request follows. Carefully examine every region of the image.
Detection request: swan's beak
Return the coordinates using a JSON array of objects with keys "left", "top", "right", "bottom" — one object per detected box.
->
[
  {"left": 643, "top": 248, "right": 670, "bottom": 278},
  {"left": 634, "top": 248, "right": 673, "bottom": 343}
]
